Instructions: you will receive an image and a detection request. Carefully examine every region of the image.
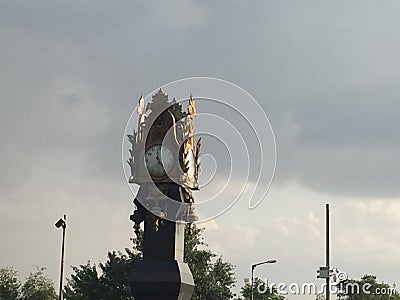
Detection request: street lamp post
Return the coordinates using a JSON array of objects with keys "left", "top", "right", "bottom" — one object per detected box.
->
[
  {"left": 251, "top": 259, "right": 277, "bottom": 300},
  {"left": 55, "top": 215, "right": 67, "bottom": 300}
]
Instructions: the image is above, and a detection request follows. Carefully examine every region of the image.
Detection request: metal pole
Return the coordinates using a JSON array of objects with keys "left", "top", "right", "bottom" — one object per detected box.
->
[
  {"left": 251, "top": 265, "right": 254, "bottom": 300},
  {"left": 250, "top": 260, "right": 276, "bottom": 300},
  {"left": 326, "top": 204, "right": 330, "bottom": 300},
  {"left": 58, "top": 215, "right": 66, "bottom": 300}
]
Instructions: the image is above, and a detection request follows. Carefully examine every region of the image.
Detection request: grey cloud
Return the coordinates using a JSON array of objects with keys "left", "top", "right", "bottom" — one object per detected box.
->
[
  {"left": 2, "top": 1, "right": 400, "bottom": 295},
  {"left": 2, "top": 0, "right": 400, "bottom": 200}
]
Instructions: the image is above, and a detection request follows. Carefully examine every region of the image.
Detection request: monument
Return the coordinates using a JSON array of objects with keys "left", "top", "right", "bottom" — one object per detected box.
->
[{"left": 127, "top": 89, "right": 201, "bottom": 299}]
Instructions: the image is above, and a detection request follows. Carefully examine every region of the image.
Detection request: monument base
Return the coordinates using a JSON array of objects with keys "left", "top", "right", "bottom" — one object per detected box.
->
[{"left": 131, "top": 259, "right": 194, "bottom": 300}]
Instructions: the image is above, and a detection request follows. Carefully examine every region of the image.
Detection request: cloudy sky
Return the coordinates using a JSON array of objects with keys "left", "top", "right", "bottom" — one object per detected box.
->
[{"left": 1, "top": 1, "right": 400, "bottom": 299}]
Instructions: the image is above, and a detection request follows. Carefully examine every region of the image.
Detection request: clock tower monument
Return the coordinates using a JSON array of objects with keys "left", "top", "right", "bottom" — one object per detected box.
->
[{"left": 127, "top": 89, "right": 200, "bottom": 299}]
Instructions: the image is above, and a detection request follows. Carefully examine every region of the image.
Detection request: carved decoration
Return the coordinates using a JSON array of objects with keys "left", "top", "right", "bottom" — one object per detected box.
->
[
  {"left": 127, "top": 130, "right": 137, "bottom": 182},
  {"left": 128, "top": 90, "right": 201, "bottom": 228},
  {"left": 137, "top": 95, "right": 146, "bottom": 141},
  {"left": 194, "top": 137, "right": 201, "bottom": 179}
]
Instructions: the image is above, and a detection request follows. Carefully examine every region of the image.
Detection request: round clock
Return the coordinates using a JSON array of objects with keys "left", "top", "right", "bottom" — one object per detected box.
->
[{"left": 144, "top": 144, "right": 173, "bottom": 178}]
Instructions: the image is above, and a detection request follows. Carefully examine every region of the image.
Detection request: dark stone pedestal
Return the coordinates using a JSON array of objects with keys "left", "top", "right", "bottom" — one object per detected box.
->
[
  {"left": 131, "top": 184, "right": 195, "bottom": 299},
  {"left": 131, "top": 259, "right": 194, "bottom": 300}
]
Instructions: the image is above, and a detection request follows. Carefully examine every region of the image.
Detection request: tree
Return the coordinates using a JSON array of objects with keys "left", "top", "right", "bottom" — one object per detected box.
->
[
  {"left": 20, "top": 267, "right": 57, "bottom": 300},
  {"left": 239, "top": 277, "right": 285, "bottom": 300},
  {"left": 338, "top": 274, "right": 400, "bottom": 300},
  {"left": 64, "top": 229, "right": 143, "bottom": 300},
  {"left": 185, "top": 226, "right": 236, "bottom": 299},
  {"left": 98, "top": 250, "right": 137, "bottom": 300},
  {"left": 0, "top": 267, "right": 20, "bottom": 300},
  {"left": 64, "top": 250, "right": 140, "bottom": 300},
  {"left": 64, "top": 225, "right": 236, "bottom": 299},
  {"left": 64, "top": 262, "right": 103, "bottom": 300},
  {"left": 0, "top": 267, "right": 56, "bottom": 300}
]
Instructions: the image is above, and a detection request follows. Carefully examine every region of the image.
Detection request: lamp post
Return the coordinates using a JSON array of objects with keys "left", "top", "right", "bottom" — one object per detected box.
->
[
  {"left": 55, "top": 215, "right": 67, "bottom": 300},
  {"left": 251, "top": 259, "right": 277, "bottom": 300}
]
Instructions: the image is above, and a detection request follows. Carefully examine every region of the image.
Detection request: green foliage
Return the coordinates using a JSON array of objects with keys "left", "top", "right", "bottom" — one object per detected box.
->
[
  {"left": 239, "top": 278, "right": 285, "bottom": 300},
  {"left": 98, "top": 250, "right": 137, "bottom": 299},
  {"left": 184, "top": 225, "right": 236, "bottom": 299},
  {"left": 65, "top": 224, "right": 236, "bottom": 300},
  {"left": 0, "top": 267, "right": 56, "bottom": 300},
  {"left": 20, "top": 267, "right": 57, "bottom": 300},
  {"left": 0, "top": 267, "right": 20, "bottom": 300},
  {"left": 64, "top": 230, "right": 143, "bottom": 300},
  {"left": 64, "top": 250, "right": 138, "bottom": 300},
  {"left": 64, "top": 262, "right": 102, "bottom": 300},
  {"left": 338, "top": 274, "right": 400, "bottom": 300}
]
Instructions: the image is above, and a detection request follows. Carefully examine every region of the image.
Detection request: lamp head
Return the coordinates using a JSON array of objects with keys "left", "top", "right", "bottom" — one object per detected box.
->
[{"left": 55, "top": 218, "right": 66, "bottom": 228}]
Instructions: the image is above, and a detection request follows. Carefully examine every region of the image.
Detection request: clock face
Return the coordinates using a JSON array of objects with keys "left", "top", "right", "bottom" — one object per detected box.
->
[{"left": 144, "top": 144, "right": 173, "bottom": 178}]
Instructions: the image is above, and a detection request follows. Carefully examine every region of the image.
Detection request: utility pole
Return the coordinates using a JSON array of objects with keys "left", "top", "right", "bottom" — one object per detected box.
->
[
  {"left": 316, "top": 204, "right": 331, "bottom": 300},
  {"left": 326, "top": 204, "right": 330, "bottom": 300}
]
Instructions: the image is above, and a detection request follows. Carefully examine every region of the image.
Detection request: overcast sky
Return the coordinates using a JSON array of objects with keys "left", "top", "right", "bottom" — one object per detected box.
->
[{"left": 1, "top": 1, "right": 400, "bottom": 299}]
